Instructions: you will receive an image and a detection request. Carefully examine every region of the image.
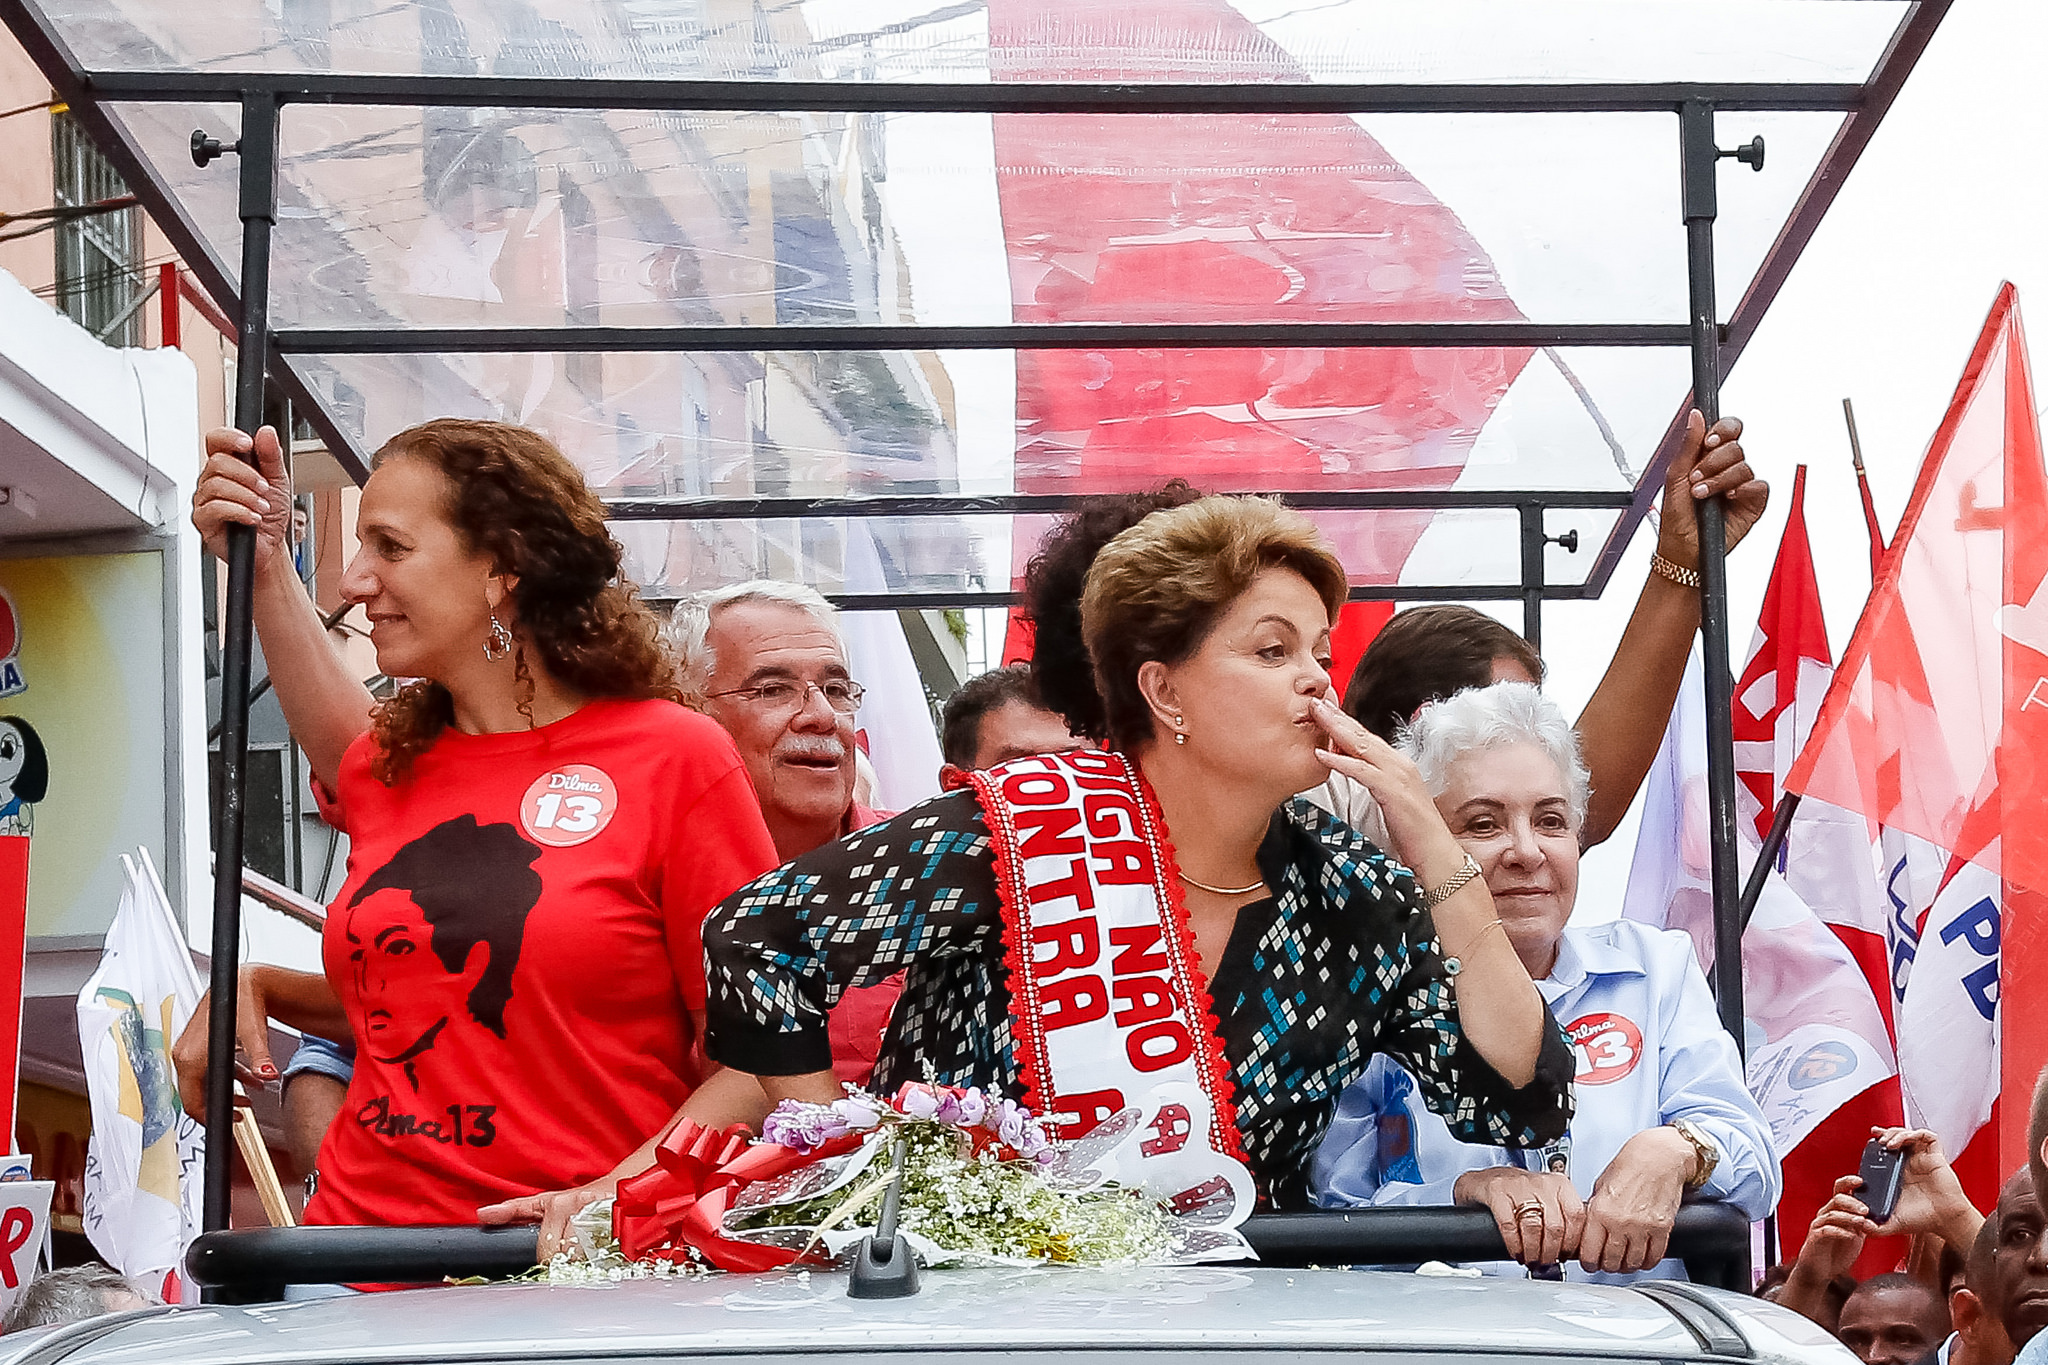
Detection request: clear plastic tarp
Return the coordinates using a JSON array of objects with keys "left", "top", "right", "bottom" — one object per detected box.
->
[
  {"left": 32, "top": 0, "right": 1908, "bottom": 86},
  {"left": 7, "top": 0, "right": 1936, "bottom": 603}
]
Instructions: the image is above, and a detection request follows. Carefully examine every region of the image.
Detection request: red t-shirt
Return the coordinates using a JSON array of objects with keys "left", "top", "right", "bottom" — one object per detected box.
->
[
  {"left": 304, "top": 699, "right": 779, "bottom": 1227},
  {"left": 831, "top": 803, "right": 903, "bottom": 1086}
]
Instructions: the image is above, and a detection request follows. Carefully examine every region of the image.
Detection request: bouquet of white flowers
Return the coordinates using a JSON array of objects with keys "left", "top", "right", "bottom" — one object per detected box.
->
[{"left": 547, "top": 1083, "right": 1249, "bottom": 1282}]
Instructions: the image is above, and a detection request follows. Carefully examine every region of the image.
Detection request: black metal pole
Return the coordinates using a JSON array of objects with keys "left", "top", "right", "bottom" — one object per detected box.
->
[
  {"left": 202, "top": 92, "right": 279, "bottom": 1235},
  {"left": 1740, "top": 792, "right": 1802, "bottom": 932},
  {"left": 1518, "top": 504, "right": 1545, "bottom": 650},
  {"left": 1679, "top": 100, "right": 1747, "bottom": 1059}
]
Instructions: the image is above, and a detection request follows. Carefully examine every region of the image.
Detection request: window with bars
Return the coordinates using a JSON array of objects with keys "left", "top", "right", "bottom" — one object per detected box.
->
[{"left": 52, "top": 110, "right": 142, "bottom": 345}]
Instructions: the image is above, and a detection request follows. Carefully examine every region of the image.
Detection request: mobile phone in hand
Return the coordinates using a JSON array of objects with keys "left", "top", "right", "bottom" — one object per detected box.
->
[{"left": 1857, "top": 1138, "right": 1906, "bottom": 1224}]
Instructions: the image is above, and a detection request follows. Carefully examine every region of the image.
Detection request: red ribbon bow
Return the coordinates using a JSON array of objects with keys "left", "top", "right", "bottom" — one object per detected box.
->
[{"left": 613, "top": 1118, "right": 859, "bottom": 1273}]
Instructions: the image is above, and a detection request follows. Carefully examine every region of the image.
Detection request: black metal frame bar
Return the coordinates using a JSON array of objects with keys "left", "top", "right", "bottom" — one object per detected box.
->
[
  {"left": 602, "top": 489, "right": 1635, "bottom": 520},
  {"left": 201, "top": 90, "right": 277, "bottom": 1234},
  {"left": 1679, "top": 101, "right": 1745, "bottom": 1065},
  {"left": 658, "top": 582, "right": 1616, "bottom": 614},
  {"left": 79, "top": 72, "right": 1869, "bottom": 115},
  {"left": 275, "top": 323, "right": 1693, "bottom": 354}
]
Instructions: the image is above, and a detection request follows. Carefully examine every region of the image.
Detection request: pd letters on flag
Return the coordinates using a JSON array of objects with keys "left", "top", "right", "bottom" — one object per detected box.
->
[{"left": 1788, "top": 283, "right": 2048, "bottom": 1175}]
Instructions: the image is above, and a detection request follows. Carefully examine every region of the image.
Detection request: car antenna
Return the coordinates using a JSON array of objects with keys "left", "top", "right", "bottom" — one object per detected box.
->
[{"left": 847, "top": 1132, "right": 921, "bottom": 1299}]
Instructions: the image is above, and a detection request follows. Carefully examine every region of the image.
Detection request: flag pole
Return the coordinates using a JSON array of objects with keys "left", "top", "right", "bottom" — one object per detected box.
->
[
  {"left": 1738, "top": 791, "right": 1801, "bottom": 932},
  {"left": 1843, "top": 398, "right": 1887, "bottom": 574},
  {"left": 1680, "top": 101, "right": 1749, "bottom": 1060}
]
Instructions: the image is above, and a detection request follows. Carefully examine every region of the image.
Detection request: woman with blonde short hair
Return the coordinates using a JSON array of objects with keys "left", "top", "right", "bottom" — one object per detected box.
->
[{"left": 704, "top": 495, "right": 1574, "bottom": 1205}]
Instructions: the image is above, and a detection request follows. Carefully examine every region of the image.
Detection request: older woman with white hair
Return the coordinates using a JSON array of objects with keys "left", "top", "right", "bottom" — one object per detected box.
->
[{"left": 1309, "top": 681, "right": 1777, "bottom": 1280}]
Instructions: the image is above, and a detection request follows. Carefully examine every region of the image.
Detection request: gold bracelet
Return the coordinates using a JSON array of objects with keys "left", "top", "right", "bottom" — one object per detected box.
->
[
  {"left": 1441, "top": 918, "right": 1505, "bottom": 978},
  {"left": 1650, "top": 553, "right": 1701, "bottom": 589},
  {"left": 1420, "top": 852, "right": 1482, "bottom": 908}
]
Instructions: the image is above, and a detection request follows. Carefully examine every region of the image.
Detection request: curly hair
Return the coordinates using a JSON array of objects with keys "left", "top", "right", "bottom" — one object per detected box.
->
[
  {"left": 367, "top": 420, "right": 680, "bottom": 783},
  {"left": 1022, "top": 482, "right": 1204, "bottom": 740},
  {"left": 1080, "top": 497, "right": 1347, "bottom": 750}
]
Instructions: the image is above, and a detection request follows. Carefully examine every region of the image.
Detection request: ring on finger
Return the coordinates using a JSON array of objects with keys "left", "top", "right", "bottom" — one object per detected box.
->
[{"left": 1514, "top": 1199, "right": 1544, "bottom": 1222}]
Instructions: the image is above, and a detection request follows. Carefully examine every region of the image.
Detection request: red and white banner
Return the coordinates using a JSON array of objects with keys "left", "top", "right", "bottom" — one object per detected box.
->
[
  {"left": 0, "top": 1180, "right": 53, "bottom": 1319},
  {"left": 1788, "top": 282, "right": 2048, "bottom": 1192},
  {"left": 1626, "top": 467, "right": 1904, "bottom": 1270},
  {"left": 971, "top": 749, "right": 1255, "bottom": 1223}
]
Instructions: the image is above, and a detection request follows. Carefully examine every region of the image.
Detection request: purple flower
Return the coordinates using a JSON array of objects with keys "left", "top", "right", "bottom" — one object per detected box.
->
[
  {"left": 830, "top": 1095, "right": 885, "bottom": 1131},
  {"left": 995, "top": 1100, "right": 1033, "bottom": 1152},
  {"left": 898, "top": 1086, "right": 942, "bottom": 1121},
  {"left": 950, "top": 1088, "right": 989, "bottom": 1126},
  {"left": 762, "top": 1102, "right": 850, "bottom": 1154}
]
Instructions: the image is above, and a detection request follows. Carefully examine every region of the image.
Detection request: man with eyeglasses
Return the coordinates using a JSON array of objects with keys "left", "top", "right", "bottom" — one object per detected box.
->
[{"left": 669, "top": 580, "right": 904, "bottom": 1085}]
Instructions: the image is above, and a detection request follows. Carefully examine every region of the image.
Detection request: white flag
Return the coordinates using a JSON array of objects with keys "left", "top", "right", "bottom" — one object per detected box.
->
[
  {"left": 1624, "top": 648, "right": 1896, "bottom": 1155},
  {"left": 75, "top": 850, "right": 203, "bottom": 1300},
  {"left": 840, "top": 524, "right": 943, "bottom": 812}
]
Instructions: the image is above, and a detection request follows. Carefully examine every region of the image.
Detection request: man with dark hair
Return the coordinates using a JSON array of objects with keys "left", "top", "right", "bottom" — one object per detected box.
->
[
  {"left": 2032, "top": 1065, "right": 2048, "bottom": 1210},
  {"left": 937, "top": 665, "right": 1079, "bottom": 789},
  {"left": 1840, "top": 1273, "right": 1954, "bottom": 1365},
  {"left": 1343, "top": 605, "right": 1544, "bottom": 739},
  {"left": 1994, "top": 1168, "right": 2048, "bottom": 1352},
  {"left": 1921, "top": 1176, "right": 2026, "bottom": 1365},
  {"left": 2017, "top": 1069, "right": 2048, "bottom": 1365},
  {"left": 2, "top": 1264, "right": 154, "bottom": 1334}
]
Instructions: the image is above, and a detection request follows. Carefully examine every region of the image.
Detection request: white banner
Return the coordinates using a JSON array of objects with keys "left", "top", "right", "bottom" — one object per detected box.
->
[
  {"left": 0, "top": 1180, "right": 53, "bottom": 1320},
  {"left": 76, "top": 851, "right": 203, "bottom": 1301}
]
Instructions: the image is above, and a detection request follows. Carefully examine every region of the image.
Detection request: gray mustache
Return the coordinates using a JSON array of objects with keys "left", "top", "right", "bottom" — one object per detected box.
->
[{"left": 778, "top": 739, "right": 847, "bottom": 763}]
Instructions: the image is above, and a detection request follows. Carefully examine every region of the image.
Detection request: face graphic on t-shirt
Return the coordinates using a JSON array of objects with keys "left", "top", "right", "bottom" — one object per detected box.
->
[
  {"left": 347, "top": 889, "right": 490, "bottom": 1068},
  {"left": 341, "top": 814, "right": 545, "bottom": 1091}
]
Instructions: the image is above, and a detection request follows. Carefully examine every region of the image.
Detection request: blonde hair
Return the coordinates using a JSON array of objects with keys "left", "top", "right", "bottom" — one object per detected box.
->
[{"left": 1079, "top": 496, "right": 1347, "bottom": 749}]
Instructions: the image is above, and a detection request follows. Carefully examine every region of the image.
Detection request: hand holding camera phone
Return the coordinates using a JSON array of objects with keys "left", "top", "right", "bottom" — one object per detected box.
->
[{"left": 1855, "top": 1137, "right": 1907, "bottom": 1225}]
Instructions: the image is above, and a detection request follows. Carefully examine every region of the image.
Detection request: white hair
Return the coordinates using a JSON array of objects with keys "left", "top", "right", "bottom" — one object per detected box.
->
[
  {"left": 1398, "top": 681, "right": 1591, "bottom": 829},
  {"left": 667, "top": 580, "right": 842, "bottom": 705}
]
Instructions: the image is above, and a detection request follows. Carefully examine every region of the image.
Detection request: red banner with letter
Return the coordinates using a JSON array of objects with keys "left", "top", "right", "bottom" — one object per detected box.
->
[{"left": 0, "top": 837, "right": 24, "bottom": 1152}]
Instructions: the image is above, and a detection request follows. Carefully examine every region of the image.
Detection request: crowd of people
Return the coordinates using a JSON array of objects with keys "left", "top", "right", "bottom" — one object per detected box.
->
[
  {"left": 1747, "top": 1108, "right": 2048, "bottom": 1365},
  {"left": 5, "top": 402, "right": 2029, "bottom": 1344}
]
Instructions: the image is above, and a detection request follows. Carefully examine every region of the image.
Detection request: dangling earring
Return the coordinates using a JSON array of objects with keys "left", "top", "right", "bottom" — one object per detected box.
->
[
  {"left": 484, "top": 614, "right": 513, "bottom": 662},
  {"left": 1173, "top": 714, "right": 1187, "bottom": 746}
]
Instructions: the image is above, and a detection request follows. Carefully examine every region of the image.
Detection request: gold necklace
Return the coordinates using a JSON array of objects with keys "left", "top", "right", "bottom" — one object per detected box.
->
[{"left": 1177, "top": 870, "right": 1266, "bottom": 897}]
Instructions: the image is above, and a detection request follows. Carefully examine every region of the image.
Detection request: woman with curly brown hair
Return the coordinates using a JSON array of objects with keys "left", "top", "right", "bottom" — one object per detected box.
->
[
  {"left": 174, "top": 420, "right": 779, "bottom": 1257},
  {"left": 703, "top": 494, "right": 1575, "bottom": 1208}
]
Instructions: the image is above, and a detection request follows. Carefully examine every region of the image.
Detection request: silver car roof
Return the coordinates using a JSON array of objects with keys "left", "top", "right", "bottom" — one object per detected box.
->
[{"left": 5, "top": 1268, "right": 1848, "bottom": 1365}]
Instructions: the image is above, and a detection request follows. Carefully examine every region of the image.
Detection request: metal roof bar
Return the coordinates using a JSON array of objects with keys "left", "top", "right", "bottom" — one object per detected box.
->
[
  {"left": 276, "top": 323, "right": 1694, "bottom": 354},
  {"left": 79, "top": 72, "right": 1867, "bottom": 115},
  {"left": 602, "top": 489, "right": 1635, "bottom": 520},
  {"left": 1576, "top": 0, "right": 1949, "bottom": 591},
  {"left": 2, "top": 6, "right": 378, "bottom": 481},
  {"left": 644, "top": 582, "right": 1611, "bottom": 611}
]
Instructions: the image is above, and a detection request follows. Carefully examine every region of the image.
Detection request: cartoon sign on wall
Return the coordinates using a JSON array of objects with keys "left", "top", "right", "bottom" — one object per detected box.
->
[
  {"left": 0, "top": 718, "right": 48, "bottom": 836},
  {"left": 0, "top": 590, "right": 24, "bottom": 698}
]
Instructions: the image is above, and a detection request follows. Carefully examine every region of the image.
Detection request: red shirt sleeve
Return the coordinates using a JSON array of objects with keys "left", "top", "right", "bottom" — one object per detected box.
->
[
  {"left": 662, "top": 759, "right": 780, "bottom": 1014},
  {"left": 310, "top": 767, "right": 351, "bottom": 834}
]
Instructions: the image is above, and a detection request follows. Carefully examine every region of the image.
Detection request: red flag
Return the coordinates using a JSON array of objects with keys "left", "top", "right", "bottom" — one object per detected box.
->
[
  {"left": 1733, "top": 466, "right": 1833, "bottom": 844},
  {"left": 992, "top": 0, "right": 1528, "bottom": 595},
  {"left": 1788, "top": 283, "right": 2048, "bottom": 1193}
]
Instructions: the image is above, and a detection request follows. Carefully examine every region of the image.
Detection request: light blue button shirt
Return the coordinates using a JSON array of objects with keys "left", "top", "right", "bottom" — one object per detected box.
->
[{"left": 1309, "top": 918, "right": 1781, "bottom": 1283}]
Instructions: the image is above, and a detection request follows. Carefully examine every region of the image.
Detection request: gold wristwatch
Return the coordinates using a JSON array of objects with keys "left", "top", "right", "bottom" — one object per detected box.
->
[{"left": 1669, "top": 1117, "right": 1720, "bottom": 1190}]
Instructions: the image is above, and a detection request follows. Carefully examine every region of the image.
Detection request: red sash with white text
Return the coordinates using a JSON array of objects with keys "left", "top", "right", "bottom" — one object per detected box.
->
[{"left": 970, "top": 750, "right": 1255, "bottom": 1217}]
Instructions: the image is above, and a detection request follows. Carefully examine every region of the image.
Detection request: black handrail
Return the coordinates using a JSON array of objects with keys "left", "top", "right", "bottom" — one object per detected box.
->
[
  {"left": 186, "top": 1203, "right": 1754, "bottom": 1302},
  {"left": 1239, "top": 1203, "right": 1753, "bottom": 1291}
]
